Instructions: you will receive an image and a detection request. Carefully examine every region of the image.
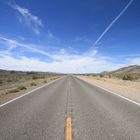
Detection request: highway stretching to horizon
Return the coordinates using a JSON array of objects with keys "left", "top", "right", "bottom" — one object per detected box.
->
[{"left": 0, "top": 76, "right": 140, "bottom": 140}]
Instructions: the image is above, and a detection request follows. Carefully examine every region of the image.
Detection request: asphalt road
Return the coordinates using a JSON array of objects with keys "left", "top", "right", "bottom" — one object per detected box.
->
[{"left": 0, "top": 76, "right": 140, "bottom": 140}]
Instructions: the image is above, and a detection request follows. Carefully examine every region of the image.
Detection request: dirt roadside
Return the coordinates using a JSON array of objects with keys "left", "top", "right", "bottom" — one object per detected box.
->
[
  {"left": 78, "top": 76, "right": 140, "bottom": 103},
  {"left": 0, "top": 77, "right": 61, "bottom": 105}
]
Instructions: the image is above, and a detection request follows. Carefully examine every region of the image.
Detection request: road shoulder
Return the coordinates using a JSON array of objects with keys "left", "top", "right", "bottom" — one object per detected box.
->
[
  {"left": 77, "top": 76, "right": 140, "bottom": 104},
  {"left": 0, "top": 77, "right": 63, "bottom": 106}
]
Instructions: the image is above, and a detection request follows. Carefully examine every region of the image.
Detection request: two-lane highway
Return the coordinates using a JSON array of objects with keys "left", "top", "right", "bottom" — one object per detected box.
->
[{"left": 0, "top": 76, "right": 140, "bottom": 140}]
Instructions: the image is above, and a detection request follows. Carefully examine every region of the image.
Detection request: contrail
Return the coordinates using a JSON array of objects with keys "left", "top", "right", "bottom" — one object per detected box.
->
[
  {"left": 0, "top": 36, "right": 51, "bottom": 57},
  {"left": 89, "top": 0, "right": 134, "bottom": 50}
]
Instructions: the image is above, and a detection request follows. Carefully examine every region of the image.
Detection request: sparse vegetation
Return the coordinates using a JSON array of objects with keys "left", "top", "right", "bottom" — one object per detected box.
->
[
  {"left": 0, "top": 81, "right": 3, "bottom": 85},
  {"left": 7, "top": 79, "right": 13, "bottom": 82},
  {"left": 30, "top": 82, "right": 37, "bottom": 86},
  {"left": 32, "top": 76, "right": 38, "bottom": 80},
  {"left": 0, "top": 69, "right": 63, "bottom": 97},
  {"left": 7, "top": 86, "right": 27, "bottom": 94},
  {"left": 78, "top": 65, "right": 140, "bottom": 81},
  {"left": 0, "top": 70, "right": 63, "bottom": 86},
  {"left": 121, "top": 74, "right": 138, "bottom": 81},
  {"left": 44, "top": 80, "right": 47, "bottom": 83},
  {"left": 99, "top": 74, "right": 104, "bottom": 78},
  {"left": 8, "top": 88, "right": 19, "bottom": 93},
  {"left": 17, "top": 86, "right": 27, "bottom": 90},
  {"left": 80, "top": 72, "right": 140, "bottom": 81},
  {"left": 32, "top": 75, "right": 45, "bottom": 80}
]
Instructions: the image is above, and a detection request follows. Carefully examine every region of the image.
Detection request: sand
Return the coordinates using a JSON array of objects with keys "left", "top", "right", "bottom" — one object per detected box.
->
[{"left": 78, "top": 76, "right": 140, "bottom": 103}]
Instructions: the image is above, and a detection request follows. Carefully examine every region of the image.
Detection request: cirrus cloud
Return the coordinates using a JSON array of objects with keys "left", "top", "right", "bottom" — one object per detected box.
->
[
  {"left": 9, "top": 2, "right": 43, "bottom": 35},
  {"left": 0, "top": 35, "right": 139, "bottom": 73}
]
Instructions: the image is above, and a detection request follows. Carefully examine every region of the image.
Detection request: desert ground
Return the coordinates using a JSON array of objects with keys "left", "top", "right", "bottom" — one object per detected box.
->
[
  {"left": 78, "top": 75, "right": 140, "bottom": 103},
  {"left": 0, "top": 70, "right": 62, "bottom": 104}
]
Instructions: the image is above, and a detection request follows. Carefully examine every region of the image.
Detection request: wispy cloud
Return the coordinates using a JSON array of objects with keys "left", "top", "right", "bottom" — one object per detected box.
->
[
  {"left": 0, "top": 52, "right": 126, "bottom": 73},
  {"left": 89, "top": 0, "right": 134, "bottom": 50},
  {"left": 72, "top": 36, "right": 92, "bottom": 45},
  {"left": 47, "top": 30, "right": 54, "bottom": 39},
  {"left": 0, "top": 37, "right": 123, "bottom": 73},
  {"left": 0, "top": 36, "right": 50, "bottom": 57},
  {"left": 9, "top": 2, "right": 43, "bottom": 34},
  {"left": 0, "top": 35, "right": 139, "bottom": 73}
]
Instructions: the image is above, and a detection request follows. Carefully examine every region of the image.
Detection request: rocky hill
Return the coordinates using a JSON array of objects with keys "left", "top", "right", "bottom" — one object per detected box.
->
[{"left": 111, "top": 65, "right": 140, "bottom": 74}]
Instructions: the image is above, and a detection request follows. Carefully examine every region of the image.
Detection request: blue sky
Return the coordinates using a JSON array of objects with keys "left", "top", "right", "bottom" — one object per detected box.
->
[{"left": 0, "top": 0, "right": 140, "bottom": 73}]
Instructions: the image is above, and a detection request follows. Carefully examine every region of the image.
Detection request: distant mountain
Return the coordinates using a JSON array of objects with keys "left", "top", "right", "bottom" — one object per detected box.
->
[
  {"left": 111, "top": 65, "right": 140, "bottom": 74},
  {"left": 0, "top": 69, "right": 60, "bottom": 75}
]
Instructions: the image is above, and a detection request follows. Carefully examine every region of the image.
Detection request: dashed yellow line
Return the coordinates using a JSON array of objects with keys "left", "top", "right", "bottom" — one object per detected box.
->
[{"left": 66, "top": 117, "right": 72, "bottom": 140}]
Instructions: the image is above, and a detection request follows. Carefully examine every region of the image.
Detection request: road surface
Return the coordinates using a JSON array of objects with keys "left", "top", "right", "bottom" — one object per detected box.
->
[{"left": 0, "top": 76, "right": 140, "bottom": 140}]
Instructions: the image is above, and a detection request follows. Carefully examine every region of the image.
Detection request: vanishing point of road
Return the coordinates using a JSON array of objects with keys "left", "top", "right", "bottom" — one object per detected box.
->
[{"left": 0, "top": 76, "right": 140, "bottom": 140}]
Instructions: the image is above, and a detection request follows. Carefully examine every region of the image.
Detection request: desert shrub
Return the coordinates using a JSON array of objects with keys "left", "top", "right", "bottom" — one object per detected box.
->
[
  {"left": 10, "top": 71, "right": 16, "bottom": 74},
  {"left": 44, "top": 80, "right": 47, "bottom": 83},
  {"left": 30, "top": 82, "right": 37, "bottom": 86},
  {"left": 134, "top": 74, "right": 140, "bottom": 80},
  {"left": 41, "top": 76, "right": 46, "bottom": 79},
  {"left": 8, "top": 88, "right": 19, "bottom": 93},
  {"left": 26, "top": 72, "right": 35, "bottom": 75},
  {"left": 32, "top": 75, "right": 45, "bottom": 80},
  {"left": 99, "top": 74, "right": 104, "bottom": 78},
  {"left": 0, "top": 81, "right": 3, "bottom": 85},
  {"left": 52, "top": 77, "right": 57, "bottom": 80},
  {"left": 122, "top": 74, "right": 133, "bottom": 81},
  {"left": 4, "top": 91, "right": 8, "bottom": 95},
  {"left": 32, "top": 76, "right": 39, "bottom": 80},
  {"left": 51, "top": 77, "right": 56, "bottom": 80},
  {"left": 6, "top": 79, "right": 13, "bottom": 82},
  {"left": 17, "top": 86, "right": 27, "bottom": 90}
]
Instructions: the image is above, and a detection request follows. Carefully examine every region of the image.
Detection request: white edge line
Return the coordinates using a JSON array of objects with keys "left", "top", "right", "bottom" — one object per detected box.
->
[
  {"left": 0, "top": 76, "right": 64, "bottom": 108},
  {"left": 77, "top": 77, "right": 140, "bottom": 106}
]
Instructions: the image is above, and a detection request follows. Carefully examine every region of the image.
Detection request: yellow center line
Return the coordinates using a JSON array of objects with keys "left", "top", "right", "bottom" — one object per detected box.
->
[{"left": 66, "top": 117, "right": 72, "bottom": 140}]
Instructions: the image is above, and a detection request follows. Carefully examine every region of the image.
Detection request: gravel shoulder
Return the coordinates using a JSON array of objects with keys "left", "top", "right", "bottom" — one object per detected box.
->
[{"left": 77, "top": 76, "right": 140, "bottom": 103}]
